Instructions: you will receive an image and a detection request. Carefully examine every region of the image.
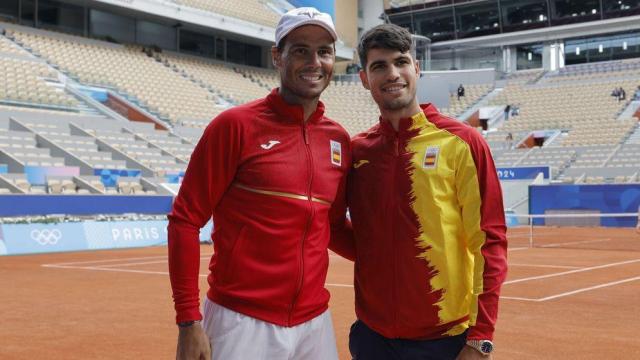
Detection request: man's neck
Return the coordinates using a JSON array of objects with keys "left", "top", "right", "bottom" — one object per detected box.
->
[
  {"left": 381, "top": 102, "right": 422, "bottom": 132},
  {"left": 279, "top": 88, "right": 319, "bottom": 122}
]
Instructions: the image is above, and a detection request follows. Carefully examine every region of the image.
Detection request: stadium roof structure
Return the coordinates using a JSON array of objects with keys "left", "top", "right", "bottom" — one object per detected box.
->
[{"left": 88, "top": 0, "right": 354, "bottom": 60}]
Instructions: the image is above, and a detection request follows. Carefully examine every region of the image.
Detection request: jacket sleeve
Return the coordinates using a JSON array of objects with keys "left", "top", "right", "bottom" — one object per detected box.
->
[
  {"left": 455, "top": 130, "right": 508, "bottom": 341},
  {"left": 328, "top": 165, "right": 355, "bottom": 261},
  {"left": 167, "top": 112, "right": 242, "bottom": 323}
]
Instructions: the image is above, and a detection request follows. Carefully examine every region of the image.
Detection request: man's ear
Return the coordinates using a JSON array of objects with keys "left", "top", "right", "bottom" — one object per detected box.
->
[
  {"left": 414, "top": 57, "right": 420, "bottom": 76},
  {"left": 359, "top": 69, "right": 370, "bottom": 90},
  {"left": 271, "top": 46, "right": 281, "bottom": 68}
]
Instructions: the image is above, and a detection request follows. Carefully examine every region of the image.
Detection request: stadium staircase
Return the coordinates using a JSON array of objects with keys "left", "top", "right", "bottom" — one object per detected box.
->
[
  {"left": 154, "top": 52, "right": 234, "bottom": 107},
  {"left": 234, "top": 68, "right": 272, "bottom": 91},
  {"left": 625, "top": 122, "right": 640, "bottom": 144},
  {"left": 457, "top": 87, "right": 503, "bottom": 122},
  {"left": 617, "top": 100, "right": 640, "bottom": 120}
]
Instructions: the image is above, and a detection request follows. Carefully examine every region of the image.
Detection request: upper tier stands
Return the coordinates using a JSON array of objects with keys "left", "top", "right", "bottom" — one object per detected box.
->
[
  {"left": 322, "top": 81, "right": 380, "bottom": 136},
  {"left": 160, "top": 53, "right": 269, "bottom": 109},
  {"left": 5, "top": 28, "right": 223, "bottom": 125},
  {"left": 0, "top": 56, "right": 78, "bottom": 108},
  {"left": 0, "top": 22, "right": 638, "bottom": 187},
  {"left": 544, "top": 58, "right": 640, "bottom": 84},
  {"left": 489, "top": 79, "right": 638, "bottom": 146},
  {"left": 503, "top": 69, "right": 544, "bottom": 84},
  {"left": 170, "top": 0, "right": 281, "bottom": 28},
  {"left": 0, "top": 37, "right": 79, "bottom": 109},
  {"left": 440, "top": 84, "right": 493, "bottom": 118}
]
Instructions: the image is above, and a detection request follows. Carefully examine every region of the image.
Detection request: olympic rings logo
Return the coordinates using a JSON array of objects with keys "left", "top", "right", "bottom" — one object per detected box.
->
[{"left": 30, "top": 229, "right": 62, "bottom": 245}]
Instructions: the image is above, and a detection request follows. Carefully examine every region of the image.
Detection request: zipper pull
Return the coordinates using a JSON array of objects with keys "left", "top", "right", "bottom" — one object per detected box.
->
[
  {"left": 393, "top": 137, "right": 399, "bottom": 156},
  {"left": 303, "top": 125, "right": 309, "bottom": 145}
]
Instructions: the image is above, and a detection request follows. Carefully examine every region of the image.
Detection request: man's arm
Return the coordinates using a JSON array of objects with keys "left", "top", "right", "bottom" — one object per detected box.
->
[
  {"left": 328, "top": 169, "right": 355, "bottom": 261},
  {"left": 455, "top": 130, "right": 508, "bottom": 343},
  {"left": 168, "top": 112, "right": 242, "bottom": 358}
]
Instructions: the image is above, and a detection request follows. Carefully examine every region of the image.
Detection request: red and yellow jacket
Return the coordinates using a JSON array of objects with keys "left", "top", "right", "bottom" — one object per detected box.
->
[
  {"left": 339, "top": 104, "right": 507, "bottom": 341},
  {"left": 168, "top": 89, "right": 351, "bottom": 326}
]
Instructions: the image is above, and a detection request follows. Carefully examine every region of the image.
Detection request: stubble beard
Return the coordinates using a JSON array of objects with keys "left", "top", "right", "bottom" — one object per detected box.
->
[{"left": 381, "top": 95, "right": 414, "bottom": 111}]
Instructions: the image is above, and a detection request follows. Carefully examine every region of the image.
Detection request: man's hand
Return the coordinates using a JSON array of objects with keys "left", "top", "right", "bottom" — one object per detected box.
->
[
  {"left": 176, "top": 323, "right": 211, "bottom": 360},
  {"left": 456, "top": 345, "right": 492, "bottom": 360}
]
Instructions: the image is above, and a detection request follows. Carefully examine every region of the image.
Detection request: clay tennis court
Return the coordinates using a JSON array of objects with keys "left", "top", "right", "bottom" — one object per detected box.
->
[{"left": 1, "top": 226, "right": 639, "bottom": 359}]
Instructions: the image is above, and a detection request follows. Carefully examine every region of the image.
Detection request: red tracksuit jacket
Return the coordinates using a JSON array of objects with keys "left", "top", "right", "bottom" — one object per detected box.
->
[{"left": 168, "top": 89, "right": 351, "bottom": 326}]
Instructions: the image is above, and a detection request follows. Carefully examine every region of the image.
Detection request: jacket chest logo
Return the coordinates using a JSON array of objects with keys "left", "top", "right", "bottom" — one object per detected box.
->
[
  {"left": 330, "top": 140, "right": 342, "bottom": 166},
  {"left": 260, "top": 140, "right": 280, "bottom": 150},
  {"left": 354, "top": 159, "right": 369, "bottom": 169},
  {"left": 423, "top": 146, "right": 439, "bottom": 169}
]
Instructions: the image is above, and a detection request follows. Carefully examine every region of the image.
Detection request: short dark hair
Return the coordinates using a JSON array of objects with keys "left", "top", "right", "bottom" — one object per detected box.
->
[{"left": 358, "top": 24, "right": 413, "bottom": 69}]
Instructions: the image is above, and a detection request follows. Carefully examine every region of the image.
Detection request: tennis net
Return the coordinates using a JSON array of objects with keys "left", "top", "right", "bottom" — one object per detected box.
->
[{"left": 505, "top": 212, "right": 640, "bottom": 252}]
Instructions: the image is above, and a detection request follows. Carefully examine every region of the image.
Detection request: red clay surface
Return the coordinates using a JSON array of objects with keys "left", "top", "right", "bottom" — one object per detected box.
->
[{"left": 1, "top": 228, "right": 640, "bottom": 359}]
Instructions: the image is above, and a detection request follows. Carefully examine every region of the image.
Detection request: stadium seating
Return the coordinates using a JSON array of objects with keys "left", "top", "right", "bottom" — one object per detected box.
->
[
  {"left": 322, "top": 81, "right": 380, "bottom": 136},
  {"left": 171, "top": 0, "right": 281, "bottom": 28},
  {"left": 489, "top": 80, "right": 637, "bottom": 145},
  {"left": 545, "top": 58, "right": 640, "bottom": 83},
  {"left": 1, "top": 21, "right": 639, "bottom": 186},
  {"left": 504, "top": 69, "right": 544, "bottom": 84},
  {"left": 160, "top": 53, "right": 269, "bottom": 106},
  {"left": 5, "top": 28, "right": 222, "bottom": 125},
  {"left": 0, "top": 34, "right": 30, "bottom": 55},
  {"left": 440, "top": 83, "right": 493, "bottom": 118},
  {"left": 0, "top": 45, "right": 79, "bottom": 109}
]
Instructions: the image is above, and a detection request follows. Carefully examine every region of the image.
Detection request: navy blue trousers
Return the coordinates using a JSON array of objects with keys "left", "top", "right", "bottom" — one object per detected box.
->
[{"left": 349, "top": 320, "right": 467, "bottom": 360}]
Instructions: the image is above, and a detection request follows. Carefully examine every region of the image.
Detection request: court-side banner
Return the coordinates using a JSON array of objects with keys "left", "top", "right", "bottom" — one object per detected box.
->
[
  {"left": 0, "top": 194, "right": 172, "bottom": 216},
  {"left": 0, "top": 220, "right": 213, "bottom": 256},
  {"left": 497, "top": 166, "right": 550, "bottom": 180},
  {"left": 529, "top": 184, "right": 640, "bottom": 227},
  {"left": 24, "top": 165, "right": 80, "bottom": 185}
]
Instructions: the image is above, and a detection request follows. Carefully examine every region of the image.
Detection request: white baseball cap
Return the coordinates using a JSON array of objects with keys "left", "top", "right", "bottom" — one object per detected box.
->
[{"left": 275, "top": 7, "right": 337, "bottom": 47}]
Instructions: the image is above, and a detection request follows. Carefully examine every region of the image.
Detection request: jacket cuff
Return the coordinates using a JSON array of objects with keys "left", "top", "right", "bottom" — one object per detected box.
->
[
  {"left": 175, "top": 308, "right": 203, "bottom": 324},
  {"left": 466, "top": 324, "right": 494, "bottom": 341}
]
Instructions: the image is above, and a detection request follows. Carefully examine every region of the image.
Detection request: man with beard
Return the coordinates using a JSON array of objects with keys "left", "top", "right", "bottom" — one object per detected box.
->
[
  {"left": 168, "top": 7, "right": 350, "bottom": 360},
  {"left": 333, "top": 24, "right": 508, "bottom": 359}
]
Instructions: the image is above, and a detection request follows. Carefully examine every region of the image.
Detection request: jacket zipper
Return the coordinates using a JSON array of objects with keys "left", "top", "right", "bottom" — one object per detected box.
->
[
  {"left": 288, "top": 123, "right": 314, "bottom": 325},
  {"left": 392, "top": 133, "right": 400, "bottom": 334}
]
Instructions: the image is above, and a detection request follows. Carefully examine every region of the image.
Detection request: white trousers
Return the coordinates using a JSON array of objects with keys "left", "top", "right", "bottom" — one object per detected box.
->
[{"left": 202, "top": 298, "right": 339, "bottom": 360}]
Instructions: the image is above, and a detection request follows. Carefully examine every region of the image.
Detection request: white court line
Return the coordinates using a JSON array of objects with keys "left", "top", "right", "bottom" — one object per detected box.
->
[
  {"left": 44, "top": 264, "right": 356, "bottom": 287},
  {"left": 539, "top": 238, "right": 611, "bottom": 248},
  {"left": 499, "top": 296, "right": 538, "bottom": 301},
  {"left": 43, "top": 255, "right": 168, "bottom": 267},
  {"left": 537, "top": 276, "right": 640, "bottom": 301},
  {"left": 43, "top": 256, "right": 640, "bottom": 303},
  {"left": 502, "top": 276, "right": 640, "bottom": 302},
  {"left": 325, "top": 283, "right": 353, "bottom": 288},
  {"left": 94, "top": 260, "right": 171, "bottom": 268},
  {"left": 509, "top": 263, "right": 581, "bottom": 269},
  {"left": 504, "top": 258, "right": 640, "bottom": 285},
  {"left": 508, "top": 247, "right": 529, "bottom": 252},
  {"left": 43, "top": 264, "right": 171, "bottom": 276},
  {"left": 42, "top": 256, "right": 210, "bottom": 268}
]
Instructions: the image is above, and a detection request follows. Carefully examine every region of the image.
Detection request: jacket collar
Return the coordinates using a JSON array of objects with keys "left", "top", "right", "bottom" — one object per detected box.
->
[
  {"left": 379, "top": 103, "right": 437, "bottom": 136},
  {"left": 266, "top": 88, "right": 325, "bottom": 124}
]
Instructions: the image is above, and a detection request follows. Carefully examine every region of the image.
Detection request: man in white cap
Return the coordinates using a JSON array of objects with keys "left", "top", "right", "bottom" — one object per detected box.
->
[{"left": 168, "top": 7, "right": 350, "bottom": 360}]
